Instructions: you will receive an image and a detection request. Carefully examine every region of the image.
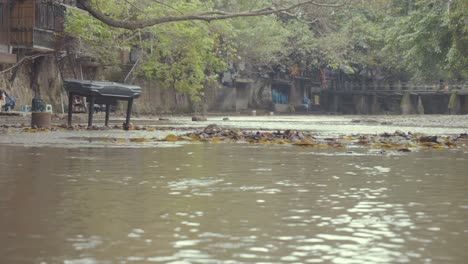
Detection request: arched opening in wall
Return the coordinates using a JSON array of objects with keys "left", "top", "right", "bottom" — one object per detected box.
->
[{"left": 235, "top": 82, "right": 249, "bottom": 111}]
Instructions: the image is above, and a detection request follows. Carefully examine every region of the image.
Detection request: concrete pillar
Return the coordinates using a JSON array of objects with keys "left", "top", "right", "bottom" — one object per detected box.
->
[
  {"left": 385, "top": 82, "right": 391, "bottom": 91},
  {"left": 289, "top": 83, "right": 298, "bottom": 105},
  {"left": 331, "top": 94, "right": 339, "bottom": 113},
  {"left": 370, "top": 95, "right": 379, "bottom": 114},
  {"left": 354, "top": 95, "right": 366, "bottom": 114},
  {"left": 396, "top": 81, "right": 402, "bottom": 91},
  {"left": 460, "top": 95, "right": 468, "bottom": 114},
  {"left": 400, "top": 91, "right": 414, "bottom": 114},
  {"left": 417, "top": 95, "right": 425, "bottom": 114},
  {"left": 448, "top": 91, "right": 460, "bottom": 114}
]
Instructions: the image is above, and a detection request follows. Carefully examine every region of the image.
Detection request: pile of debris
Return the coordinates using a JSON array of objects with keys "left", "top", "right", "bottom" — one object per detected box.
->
[
  {"left": 6, "top": 122, "right": 467, "bottom": 151},
  {"left": 160, "top": 124, "right": 467, "bottom": 151}
]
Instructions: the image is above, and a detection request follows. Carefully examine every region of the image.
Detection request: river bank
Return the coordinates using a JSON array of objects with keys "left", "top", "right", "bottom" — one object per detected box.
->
[
  {"left": 1, "top": 114, "right": 467, "bottom": 151},
  {"left": 1, "top": 112, "right": 468, "bottom": 129}
]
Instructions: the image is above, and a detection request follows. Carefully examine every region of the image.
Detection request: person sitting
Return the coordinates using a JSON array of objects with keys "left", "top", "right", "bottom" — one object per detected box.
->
[
  {"left": 32, "top": 97, "right": 46, "bottom": 112},
  {"left": 73, "top": 96, "right": 87, "bottom": 113},
  {"left": 2, "top": 92, "right": 15, "bottom": 112}
]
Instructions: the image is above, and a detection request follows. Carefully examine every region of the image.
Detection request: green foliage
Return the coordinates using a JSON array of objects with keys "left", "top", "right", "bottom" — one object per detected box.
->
[
  {"left": 65, "top": 7, "right": 122, "bottom": 65},
  {"left": 232, "top": 16, "right": 290, "bottom": 66},
  {"left": 446, "top": 0, "right": 468, "bottom": 79},
  {"left": 139, "top": 20, "right": 230, "bottom": 102},
  {"left": 66, "top": 0, "right": 233, "bottom": 102},
  {"left": 66, "top": 0, "right": 466, "bottom": 105},
  {"left": 383, "top": 0, "right": 467, "bottom": 81}
]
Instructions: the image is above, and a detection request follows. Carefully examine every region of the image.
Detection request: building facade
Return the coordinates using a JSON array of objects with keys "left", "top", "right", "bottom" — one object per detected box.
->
[
  {"left": 0, "top": 0, "right": 69, "bottom": 65},
  {"left": 0, "top": 0, "right": 16, "bottom": 64}
]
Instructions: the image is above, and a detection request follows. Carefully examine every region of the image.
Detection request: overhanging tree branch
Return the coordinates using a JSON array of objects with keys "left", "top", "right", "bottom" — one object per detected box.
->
[{"left": 76, "top": 0, "right": 345, "bottom": 30}]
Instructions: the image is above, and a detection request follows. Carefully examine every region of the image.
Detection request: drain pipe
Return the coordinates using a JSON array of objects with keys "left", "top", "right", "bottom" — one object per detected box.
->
[{"left": 124, "top": 58, "right": 140, "bottom": 84}]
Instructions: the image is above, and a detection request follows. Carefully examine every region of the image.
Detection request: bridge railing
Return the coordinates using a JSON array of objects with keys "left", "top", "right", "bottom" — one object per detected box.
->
[{"left": 331, "top": 81, "right": 467, "bottom": 92}]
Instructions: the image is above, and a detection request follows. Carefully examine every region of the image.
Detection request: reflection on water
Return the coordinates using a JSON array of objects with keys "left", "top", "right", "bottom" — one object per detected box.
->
[{"left": 0, "top": 144, "right": 468, "bottom": 263}]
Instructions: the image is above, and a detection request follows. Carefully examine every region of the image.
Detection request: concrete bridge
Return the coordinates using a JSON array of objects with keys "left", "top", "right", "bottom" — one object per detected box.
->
[{"left": 320, "top": 83, "right": 468, "bottom": 115}]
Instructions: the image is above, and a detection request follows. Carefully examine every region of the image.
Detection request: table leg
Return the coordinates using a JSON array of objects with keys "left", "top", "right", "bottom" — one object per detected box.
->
[
  {"left": 68, "top": 92, "right": 73, "bottom": 127},
  {"left": 105, "top": 104, "right": 110, "bottom": 127},
  {"left": 88, "top": 96, "right": 95, "bottom": 127},
  {"left": 124, "top": 98, "right": 133, "bottom": 130}
]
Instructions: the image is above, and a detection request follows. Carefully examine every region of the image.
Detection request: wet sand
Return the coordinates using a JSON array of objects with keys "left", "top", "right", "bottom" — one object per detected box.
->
[{"left": 1, "top": 113, "right": 467, "bottom": 129}]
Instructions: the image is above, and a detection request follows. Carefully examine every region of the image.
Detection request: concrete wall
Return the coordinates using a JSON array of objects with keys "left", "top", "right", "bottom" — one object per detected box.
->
[
  {"left": 274, "top": 104, "right": 291, "bottom": 113},
  {"left": 248, "top": 80, "right": 273, "bottom": 110},
  {"left": 289, "top": 82, "right": 301, "bottom": 105},
  {"left": 2, "top": 54, "right": 266, "bottom": 115},
  {"left": 235, "top": 84, "right": 250, "bottom": 111},
  {"left": 448, "top": 94, "right": 468, "bottom": 115},
  {"left": 4, "top": 57, "right": 464, "bottom": 116},
  {"left": 1, "top": 55, "right": 193, "bottom": 115},
  {"left": 461, "top": 95, "right": 468, "bottom": 114},
  {"left": 132, "top": 79, "right": 191, "bottom": 114},
  {"left": 420, "top": 95, "right": 450, "bottom": 114},
  {"left": 1, "top": 56, "right": 65, "bottom": 113},
  {"left": 0, "top": 44, "right": 8, "bottom": 53}
]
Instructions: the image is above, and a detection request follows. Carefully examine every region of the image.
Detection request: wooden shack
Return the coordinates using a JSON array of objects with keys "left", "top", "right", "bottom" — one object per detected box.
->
[
  {"left": 9, "top": 0, "right": 65, "bottom": 51},
  {"left": 0, "top": 0, "right": 17, "bottom": 63}
]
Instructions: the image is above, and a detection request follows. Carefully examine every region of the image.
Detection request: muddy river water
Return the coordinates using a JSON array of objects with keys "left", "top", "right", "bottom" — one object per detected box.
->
[{"left": 1, "top": 115, "right": 468, "bottom": 263}]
